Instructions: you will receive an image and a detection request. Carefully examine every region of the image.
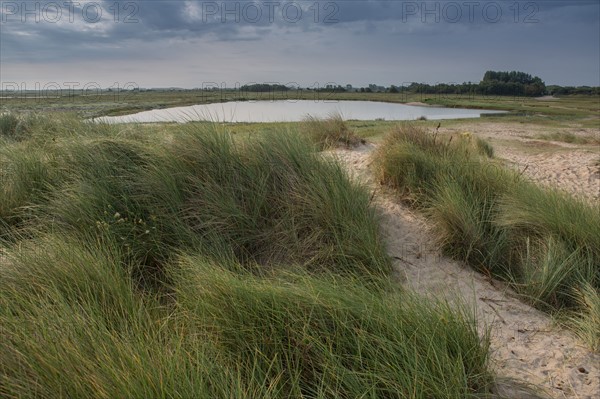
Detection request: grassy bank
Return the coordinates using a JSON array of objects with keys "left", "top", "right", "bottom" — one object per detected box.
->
[
  {"left": 373, "top": 125, "right": 600, "bottom": 350},
  {"left": 534, "top": 131, "right": 600, "bottom": 145},
  {"left": 2, "top": 89, "right": 599, "bottom": 123},
  {"left": 0, "top": 114, "right": 493, "bottom": 398}
]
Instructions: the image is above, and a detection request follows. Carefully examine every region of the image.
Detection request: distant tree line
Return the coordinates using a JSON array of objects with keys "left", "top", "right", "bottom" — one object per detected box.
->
[
  {"left": 230, "top": 73, "right": 598, "bottom": 97},
  {"left": 387, "top": 71, "right": 598, "bottom": 97},
  {"left": 240, "top": 84, "right": 289, "bottom": 92},
  {"left": 396, "top": 71, "right": 545, "bottom": 97},
  {"left": 546, "top": 85, "right": 600, "bottom": 96}
]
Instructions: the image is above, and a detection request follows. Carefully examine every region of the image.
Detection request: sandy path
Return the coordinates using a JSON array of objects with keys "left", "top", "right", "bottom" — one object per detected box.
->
[{"left": 332, "top": 144, "right": 599, "bottom": 399}]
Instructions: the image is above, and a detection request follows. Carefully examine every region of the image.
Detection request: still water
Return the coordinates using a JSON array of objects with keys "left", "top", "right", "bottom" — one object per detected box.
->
[{"left": 96, "top": 100, "right": 505, "bottom": 123}]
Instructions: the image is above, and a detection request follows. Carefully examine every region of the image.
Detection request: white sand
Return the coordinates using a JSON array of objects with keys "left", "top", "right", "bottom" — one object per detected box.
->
[
  {"left": 441, "top": 122, "right": 600, "bottom": 202},
  {"left": 331, "top": 143, "right": 600, "bottom": 399}
]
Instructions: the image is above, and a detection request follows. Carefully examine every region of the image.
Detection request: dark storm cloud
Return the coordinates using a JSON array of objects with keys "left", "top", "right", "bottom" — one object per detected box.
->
[
  {"left": 4, "top": 1, "right": 592, "bottom": 41},
  {"left": 2, "top": 1, "right": 597, "bottom": 48},
  {"left": 1, "top": 1, "right": 319, "bottom": 62}
]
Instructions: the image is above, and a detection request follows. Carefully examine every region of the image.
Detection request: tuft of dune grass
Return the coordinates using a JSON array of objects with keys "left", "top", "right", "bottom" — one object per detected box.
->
[
  {"left": 568, "top": 283, "right": 600, "bottom": 351},
  {"left": 0, "top": 235, "right": 229, "bottom": 399},
  {"left": 302, "top": 112, "right": 363, "bottom": 150},
  {"left": 535, "top": 131, "right": 600, "bottom": 145},
  {"left": 1, "top": 118, "right": 390, "bottom": 285},
  {"left": 0, "top": 113, "right": 20, "bottom": 140},
  {"left": 173, "top": 256, "right": 493, "bottom": 398}
]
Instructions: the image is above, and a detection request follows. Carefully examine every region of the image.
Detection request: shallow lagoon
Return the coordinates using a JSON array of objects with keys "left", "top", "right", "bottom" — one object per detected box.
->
[{"left": 96, "top": 100, "right": 505, "bottom": 123}]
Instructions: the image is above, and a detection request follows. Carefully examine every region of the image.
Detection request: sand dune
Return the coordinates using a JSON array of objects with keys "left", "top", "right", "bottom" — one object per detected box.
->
[
  {"left": 331, "top": 143, "right": 599, "bottom": 399},
  {"left": 496, "top": 149, "right": 599, "bottom": 202},
  {"left": 441, "top": 122, "right": 600, "bottom": 202}
]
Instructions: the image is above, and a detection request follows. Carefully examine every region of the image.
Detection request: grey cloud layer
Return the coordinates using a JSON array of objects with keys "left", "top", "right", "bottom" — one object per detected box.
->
[
  {"left": 4, "top": 1, "right": 597, "bottom": 43},
  {"left": 1, "top": 1, "right": 599, "bottom": 85}
]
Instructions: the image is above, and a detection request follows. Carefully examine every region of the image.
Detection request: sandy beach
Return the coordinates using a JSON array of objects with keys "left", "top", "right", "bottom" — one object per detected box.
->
[{"left": 331, "top": 128, "right": 600, "bottom": 398}]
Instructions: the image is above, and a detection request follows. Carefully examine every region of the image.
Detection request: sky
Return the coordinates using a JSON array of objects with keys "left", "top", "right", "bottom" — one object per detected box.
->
[{"left": 1, "top": 0, "right": 599, "bottom": 89}]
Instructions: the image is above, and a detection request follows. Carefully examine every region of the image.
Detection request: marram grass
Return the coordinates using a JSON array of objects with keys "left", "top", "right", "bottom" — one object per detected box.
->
[{"left": 0, "top": 114, "right": 494, "bottom": 398}]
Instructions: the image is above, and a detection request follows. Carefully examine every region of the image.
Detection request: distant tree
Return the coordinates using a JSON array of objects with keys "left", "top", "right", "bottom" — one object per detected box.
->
[
  {"left": 481, "top": 70, "right": 546, "bottom": 96},
  {"left": 315, "top": 85, "right": 346, "bottom": 93},
  {"left": 240, "top": 84, "right": 290, "bottom": 92},
  {"left": 547, "top": 85, "right": 599, "bottom": 96}
]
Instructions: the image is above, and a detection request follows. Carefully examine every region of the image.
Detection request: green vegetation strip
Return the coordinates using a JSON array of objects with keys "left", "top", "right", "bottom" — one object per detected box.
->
[
  {"left": 373, "top": 125, "right": 600, "bottom": 351},
  {"left": 1, "top": 114, "right": 493, "bottom": 398}
]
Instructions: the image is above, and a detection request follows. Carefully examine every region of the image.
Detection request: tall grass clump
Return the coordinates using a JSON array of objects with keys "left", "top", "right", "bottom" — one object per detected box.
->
[
  {"left": 0, "top": 236, "right": 493, "bottom": 398},
  {"left": 568, "top": 284, "right": 600, "bottom": 351},
  {"left": 0, "top": 112, "right": 105, "bottom": 142},
  {"left": 475, "top": 136, "right": 495, "bottom": 158},
  {"left": 172, "top": 256, "right": 493, "bottom": 398},
  {"left": 1, "top": 117, "right": 389, "bottom": 285},
  {"left": 424, "top": 173, "right": 514, "bottom": 277},
  {"left": 302, "top": 112, "right": 362, "bottom": 149},
  {"left": 170, "top": 127, "right": 389, "bottom": 276},
  {"left": 0, "top": 114, "right": 117, "bottom": 241},
  {"left": 497, "top": 182, "right": 599, "bottom": 311},
  {"left": 0, "top": 113, "right": 20, "bottom": 140},
  {"left": 0, "top": 146, "right": 63, "bottom": 235},
  {"left": 374, "top": 124, "right": 600, "bottom": 347},
  {"left": 373, "top": 126, "right": 509, "bottom": 275},
  {"left": 0, "top": 235, "right": 234, "bottom": 399},
  {"left": 535, "top": 131, "right": 600, "bottom": 145},
  {"left": 498, "top": 182, "right": 600, "bottom": 257}
]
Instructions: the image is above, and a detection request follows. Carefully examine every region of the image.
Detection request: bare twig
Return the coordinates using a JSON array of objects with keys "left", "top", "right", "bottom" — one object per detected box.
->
[{"left": 517, "top": 164, "right": 530, "bottom": 178}]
